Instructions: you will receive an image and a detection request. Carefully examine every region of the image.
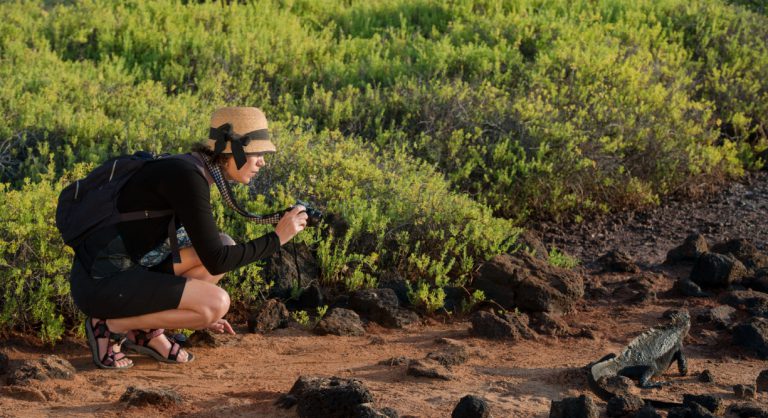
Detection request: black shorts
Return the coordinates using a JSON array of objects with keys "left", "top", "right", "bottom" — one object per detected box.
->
[{"left": 68, "top": 229, "right": 186, "bottom": 319}]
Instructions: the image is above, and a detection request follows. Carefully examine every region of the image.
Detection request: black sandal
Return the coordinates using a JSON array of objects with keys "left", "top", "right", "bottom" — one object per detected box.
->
[
  {"left": 124, "top": 329, "right": 194, "bottom": 364},
  {"left": 85, "top": 318, "right": 133, "bottom": 369}
]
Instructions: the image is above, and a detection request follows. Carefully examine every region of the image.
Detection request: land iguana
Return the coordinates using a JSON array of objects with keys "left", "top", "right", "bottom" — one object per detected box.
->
[{"left": 588, "top": 309, "right": 691, "bottom": 407}]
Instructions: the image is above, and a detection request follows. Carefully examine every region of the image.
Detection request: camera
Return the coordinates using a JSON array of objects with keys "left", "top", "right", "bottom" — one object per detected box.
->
[{"left": 294, "top": 199, "right": 323, "bottom": 227}]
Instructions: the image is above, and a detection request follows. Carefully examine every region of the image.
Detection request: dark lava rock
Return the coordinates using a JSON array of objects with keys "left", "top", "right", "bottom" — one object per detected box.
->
[
  {"left": 119, "top": 386, "right": 182, "bottom": 407},
  {"left": 529, "top": 311, "right": 571, "bottom": 337},
  {"left": 691, "top": 252, "right": 748, "bottom": 287},
  {"left": 452, "top": 395, "right": 492, "bottom": 418},
  {"left": 0, "top": 351, "right": 8, "bottom": 375},
  {"left": 667, "top": 407, "right": 691, "bottom": 418},
  {"left": 699, "top": 369, "right": 715, "bottom": 383},
  {"left": 314, "top": 308, "right": 365, "bottom": 336},
  {"left": 757, "top": 369, "right": 768, "bottom": 392},
  {"left": 689, "top": 402, "right": 717, "bottom": 418},
  {"left": 7, "top": 355, "right": 75, "bottom": 386},
  {"left": 676, "top": 277, "right": 711, "bottom": 297},
  {"left": 298, "top": 283, "right": 324, "bottom": 310},
  {"left": 474, "top": 253, "right": 584, "bottom": 313},
  {"left": 729, "top": 402, "right": 768, "bottom": 418},
  {"left": 248, "top": 298, "right": 290, "bottom": 333},
  {"left": 683, "top": 394, "right": 725, "bottom": 415},
  {"left": 595, "top": 375, "right": 634, "bottom": 398},
  {"left": 350, "top": 288, "right": 418, "bottom": 328},
  {"left": 720, "top": 289, "right": 768, "bottom": 317},
  {"left": 187, "top": 329, "right": 218, "bottom": 348},
  {"left": 598, "top": 249, "right": 640, "bottom": 273},
  {"left": 698, "top": 305, "right": 737, "bottom": 329},
  {"left": 353, "top": 403, "right": 399, "bottom": 418},
  {"left": 427, "top": 338, "right": 469, "bottom": 367},
  {"left": 549, "top": 395, "right": 599, "bottom": 418},
  {"left": 747, "top": 269, "right": 768, "bottom": 292},
  {"left": 265, "top": 243, "right": 320, "bottom": 299},
  {"left": 607, "top": 394, "right": 644, "bottom": 417},
  {"left": 377, "top": 356, "right": 410, "bottom": 367},
  {"left": 469, "top": 310, "right": 535, "bottom": 341},
  {"left": 711, "top": 238, "right": 768, "bottom": 270},
  {"left": 407, "top": 359, "right": 452, "bottom": 380},
  {"left": 733, "top": 317, "right": 768, "bottom": 359},
  {"left": 279, "top": 376, "right": 375, "bottom": 418},
  {"left": 734, "top": 384, "right": 756, "bottom": 399},
  {"left": 612, "top": 274, "right": 656, "bottom": 304},
  {"left": 634, "top": 405, "right": 662, "bottom": 418},
  {"left": 666, "top": 234, "right": 709, "bottom": 264},
  {"left": 516, "top": 229, "right": 549, "bottom": 261}
]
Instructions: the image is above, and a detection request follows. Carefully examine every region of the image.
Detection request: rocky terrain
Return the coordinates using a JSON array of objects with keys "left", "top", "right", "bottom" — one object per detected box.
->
[{"left": 1, "top": 172, "right": 768, "bottom": 417}]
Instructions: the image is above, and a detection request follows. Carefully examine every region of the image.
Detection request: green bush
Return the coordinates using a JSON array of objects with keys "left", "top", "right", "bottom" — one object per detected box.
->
[{"left": 2, "top": 0, "right": 768, "bottom": 341}]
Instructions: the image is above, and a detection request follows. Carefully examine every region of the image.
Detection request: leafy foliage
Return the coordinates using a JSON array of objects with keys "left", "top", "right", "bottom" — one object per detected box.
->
[{"left": 1, "top": 0, "right": 767, "bottom": 342}]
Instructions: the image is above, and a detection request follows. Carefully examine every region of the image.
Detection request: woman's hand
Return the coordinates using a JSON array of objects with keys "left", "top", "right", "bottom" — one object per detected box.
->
[
  {"left": 207, "top": 318, "right": 236, "bottom": 335},
  {"left": 274, "top": 205, "right": 309, "bottom": 245}
]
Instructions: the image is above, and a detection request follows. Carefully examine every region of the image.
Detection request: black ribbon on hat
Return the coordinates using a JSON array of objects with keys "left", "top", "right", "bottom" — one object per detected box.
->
[{"left": 209, "top": 123, "right": 270, "bottom": 169}]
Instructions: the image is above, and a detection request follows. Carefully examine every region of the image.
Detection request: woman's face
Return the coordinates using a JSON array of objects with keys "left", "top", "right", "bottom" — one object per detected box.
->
[{"left": 223, "top": 153, "right": 267, "bottom": 184}]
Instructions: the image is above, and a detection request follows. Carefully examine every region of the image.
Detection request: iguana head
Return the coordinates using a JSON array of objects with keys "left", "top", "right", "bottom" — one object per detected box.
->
[{"left": 667, "top": 309, "right": 691, "bottom": 334}]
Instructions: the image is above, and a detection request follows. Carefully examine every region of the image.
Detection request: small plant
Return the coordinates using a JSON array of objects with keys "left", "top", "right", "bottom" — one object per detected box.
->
[
  {"left": 406, "top": 280, "right": 445, "bottom": 313},
  {"left": 291, "top": 310, "right": 311, "bottom": 328},
  {"left": 314, "top": 305, "right": 329, "bottom": 327},
  {"left": 460, "top": 289, "right": 486, "bottom": 315},
  {"left": 548, "top": 247, "right": 580, "bottom": 269}
]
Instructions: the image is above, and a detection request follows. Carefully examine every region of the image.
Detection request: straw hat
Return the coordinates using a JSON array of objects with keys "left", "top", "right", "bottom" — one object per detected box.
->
[{"left": 207, "top": 107, "right": 276, "bottom": 168}]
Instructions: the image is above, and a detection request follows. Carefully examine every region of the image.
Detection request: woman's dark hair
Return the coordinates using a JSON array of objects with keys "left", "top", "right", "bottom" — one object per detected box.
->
[{"left": 191, "top": 143, "right": 230, "bottom": 167}]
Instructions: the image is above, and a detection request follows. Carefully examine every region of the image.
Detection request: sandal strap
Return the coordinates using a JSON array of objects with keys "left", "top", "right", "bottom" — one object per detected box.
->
[
  {"left": 133, "top": 328, "right": 166, "bottom": 347},
  {"left": 167, "top": 340, "right": 180, "bottom": 362}
]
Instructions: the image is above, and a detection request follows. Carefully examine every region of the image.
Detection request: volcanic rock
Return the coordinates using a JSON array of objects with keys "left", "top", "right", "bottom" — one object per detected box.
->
[
  {"left": 314, "top": 308, "right": 365, "bottom": 336},
  {"left": 426, "top": 338, "right": 469, "bottom": 367},
  {"left": 676, "top": 277, "right": 711, "bottom": 297},
  {"left": 407, "top": 359, "right": 453, "bottom": 380},
  {"left": 452, "top": 395, "right": 492, "bottom": 418},
  {"left": 549, "top": 395, "right": 599, "bottom": 418},
  {"left": 720, "top": 289, "right": 768, "bottom": 317},
  {"left": 734, "top": 384, "right": 756, "bottom": 399},
  {"left": 529, "top": 311, "right": 571, "bottom": 337},
  {"left": 666, "top": 234, "right": 709, "bottom": 263},
  {"left": 698, "top": 305, "right": 737, "bottom": 329},
  {"left": 757, "top": 369, "right": 768, "bottom": 392},
  {"left": 635, "top": 405, "right": 662, "bottom": 418},
  {"left": 691, "top": 252, "right": 748, "bottom": 287},
  {"left": 682, "top": 394, "right": 725, "bottom": 415},
  {"left": 470, "top": 310, "right": 535, "bottom": 341},
  {"left": 733, "top": 317, "right": 768, "bottom": 358},
  {"left": 598, "top": 249, "right": 640, "bottom": 273},
  {"left": 711, "top": 238, "right": 768, "bottom": 270},
  {"left": 278, "top": 376, "right": 376, "bottom": 418},
  {"left": 474, "top": 253, "right": 584, "bottom": 313},
  {"left": 6, "top": 355, "right": 75, "bottom": 386},
  {"left": 606, "top": 394, "right": 644, "bottom": 417},
  {"left": 248, "top": 298, "right": 290, "bottom": 333},
  {"left": 119, "top": 386, "right": 182, "bottom": 407},
  {"left": 350, "top": 288, "right": 418, "bottom": 328},
  {"left": 699, "top": 369, "right": 715, "bottom": 383},
  {"left": 265, "top": 243, "right": 320, "bottom": 299},
  {"left": 729, "top": 402, "right": 768, "bottom": 418}
]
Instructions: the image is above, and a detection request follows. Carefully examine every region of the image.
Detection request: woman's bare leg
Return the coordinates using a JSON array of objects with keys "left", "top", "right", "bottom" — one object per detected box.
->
[
  {"left": 172, "top": 233, "right": 235, "bottom": 284},
  {"left": 101, "top": 279, "right": 230, "bottom": 363}
]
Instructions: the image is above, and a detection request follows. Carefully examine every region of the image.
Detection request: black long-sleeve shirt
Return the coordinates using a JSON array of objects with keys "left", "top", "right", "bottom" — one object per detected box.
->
[{"left": 116, "top": 156, "right": 279, "bottom": 275}]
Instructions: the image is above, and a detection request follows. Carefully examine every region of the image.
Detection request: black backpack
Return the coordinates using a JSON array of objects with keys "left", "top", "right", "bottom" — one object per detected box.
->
[{"left": 55, "top": 151, "right": 182, "bottom": 262}]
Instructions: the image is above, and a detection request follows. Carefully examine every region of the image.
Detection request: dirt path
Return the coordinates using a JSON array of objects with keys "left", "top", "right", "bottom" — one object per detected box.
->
[{"left": 1, "top": 172, "right": 768, "bottom": 417}]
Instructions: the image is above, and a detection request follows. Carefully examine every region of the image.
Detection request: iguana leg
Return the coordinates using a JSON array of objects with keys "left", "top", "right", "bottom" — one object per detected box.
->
[
  {"left": 673, "top": 349, "right": 688, "bottom": 376},
  {"left": 638, "top": 367, "right": 664, "bottom": 389}
]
